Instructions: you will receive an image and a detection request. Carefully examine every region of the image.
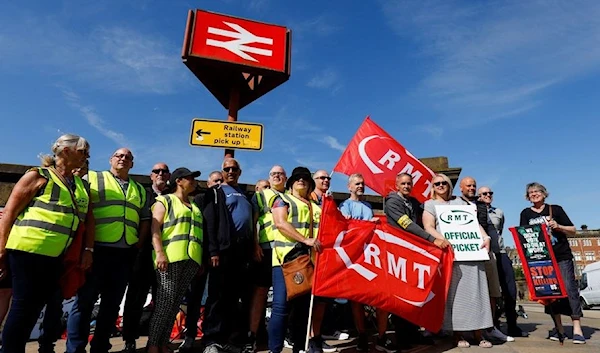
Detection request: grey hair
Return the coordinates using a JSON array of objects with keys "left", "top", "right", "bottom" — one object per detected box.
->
[
  {"left": 348, "top": 173, "right": 364, "bottom": 183},
  {"left": 396, "top": 172, "right": 413, "bottom": 180},
  {"left": 525, "top": 182, "right": 549, "bottom": 201},
  {"left": 222, "top": 158, "right": 241, "bottom": 170},
  {"left": 40, "top": 134, "right": 89, "bottom": 167}
]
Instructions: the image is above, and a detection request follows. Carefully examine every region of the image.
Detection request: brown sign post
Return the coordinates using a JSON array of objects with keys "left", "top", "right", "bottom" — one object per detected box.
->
[{"left": 182, "top": 9, "right": 292, "bottom": 157}]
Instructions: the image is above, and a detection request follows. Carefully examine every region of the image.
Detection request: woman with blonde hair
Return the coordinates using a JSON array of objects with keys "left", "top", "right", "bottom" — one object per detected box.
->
[
  {"left": 0, "top": 134, "right": 92, "bottom": 353},
  {"left": 422, "top": 174, "right": 493, "bottom": 348}
]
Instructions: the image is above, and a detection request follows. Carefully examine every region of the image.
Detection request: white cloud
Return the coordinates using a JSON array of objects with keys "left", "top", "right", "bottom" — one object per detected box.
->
[
  {"left": 291, "top": 15, "right": 342, "bottom": 38},
  {"left": 0, "top": 14, "right": 187, "bottom": 94},
  {"left": 61, "top": 88, "right": 131, "bottom": 147},
  {"left": 322, "top": 135, "right": 346, "bottom": 152},
  {"left": 307, "top": 69, "right": 341, "bottom": 91},
  {"left": 381, "top": 0, "right": 600, "bottom": 127}
]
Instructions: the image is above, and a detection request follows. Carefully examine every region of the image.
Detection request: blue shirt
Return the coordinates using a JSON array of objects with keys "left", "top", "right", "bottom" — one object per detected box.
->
[
  {"left": 339, "top": 199, "right": 374, "bottom": 221},
  {"left": 221, "top": 184, "right": 253, "bottom": 240}
]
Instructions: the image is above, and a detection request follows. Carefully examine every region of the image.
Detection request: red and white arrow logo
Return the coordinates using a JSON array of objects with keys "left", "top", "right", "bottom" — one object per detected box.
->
[{"left": 206, "top": 21, "right": 273, "bottom": 62}]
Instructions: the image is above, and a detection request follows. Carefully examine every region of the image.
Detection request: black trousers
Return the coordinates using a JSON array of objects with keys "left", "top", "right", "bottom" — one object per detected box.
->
[
  {"left": 496, "top": 252, "right": 518, "bottom": 330},
  {"left": 122, "top": 245, "right": 157, "bottom": 343},
  {"left": 184, "top": 271, "right": 208, "bottom": 339},
  {"left": 201, "top": 246, "right": 251, "bottom": 346}
]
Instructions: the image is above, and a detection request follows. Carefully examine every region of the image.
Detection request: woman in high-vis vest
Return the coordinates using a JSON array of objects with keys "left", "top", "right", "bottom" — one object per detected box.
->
[
  {"left": 268, "top": 167, "right": 322, "bottom": 353},
  {"left": 0, "top": 134, "right": 92, "bottom": 353},
  {"left": 148, "top": 168, "right": 203, "bottom": 353}
]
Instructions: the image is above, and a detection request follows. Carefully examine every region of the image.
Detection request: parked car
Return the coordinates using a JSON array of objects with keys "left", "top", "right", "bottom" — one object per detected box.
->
[{"left": 580, "top": 261, "right": 600, "bottom": 309}]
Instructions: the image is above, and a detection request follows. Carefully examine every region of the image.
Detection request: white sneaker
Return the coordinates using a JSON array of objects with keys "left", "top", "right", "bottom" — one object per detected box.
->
[
  {"left": 485, "top": 327, "right": 514, "bottom": 342},
  {"left": 322, "top": 331, "right": 350, "bottom": 341}
]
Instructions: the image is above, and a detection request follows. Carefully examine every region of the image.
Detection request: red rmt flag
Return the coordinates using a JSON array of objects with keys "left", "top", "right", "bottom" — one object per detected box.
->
[
  {"left": 333, "top": 117, "right": 435, "bottom": 203},
  {"left": 313, "top": 197, "right": 454, "bottom": 332}
]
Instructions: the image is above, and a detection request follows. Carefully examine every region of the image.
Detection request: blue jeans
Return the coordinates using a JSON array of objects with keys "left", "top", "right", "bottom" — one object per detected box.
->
[
  {"left": 1, "top": 250, "right": 62, "bottom": 353},
  {"left": 546, "top": 259, "right": 582, "bottom": 320},
  {"left": 267, "top": 267, "right": 309, "bottom": 353},
  {"left": 66, "top": 246, "right": 135, "bottom": 353}
]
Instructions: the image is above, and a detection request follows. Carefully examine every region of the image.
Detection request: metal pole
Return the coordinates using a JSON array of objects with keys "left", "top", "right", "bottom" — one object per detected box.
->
[{"left": 224, "top": 86, "right": 240, "bottom": 159}]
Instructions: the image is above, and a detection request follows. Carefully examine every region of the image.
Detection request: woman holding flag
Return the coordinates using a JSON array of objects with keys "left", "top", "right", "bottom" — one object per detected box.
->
[{"left": 268, "top": 167, "right": 322, "bottom": 353}]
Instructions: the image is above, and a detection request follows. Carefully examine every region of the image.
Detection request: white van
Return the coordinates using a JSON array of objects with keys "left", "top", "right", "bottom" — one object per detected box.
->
[{"left": 580, "top": 261, "right": 600, "bottom": 309}]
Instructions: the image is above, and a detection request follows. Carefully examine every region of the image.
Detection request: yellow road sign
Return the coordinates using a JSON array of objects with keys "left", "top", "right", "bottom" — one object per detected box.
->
[{"left": 189, "top": 118, "right": 264, "bottom": 151}]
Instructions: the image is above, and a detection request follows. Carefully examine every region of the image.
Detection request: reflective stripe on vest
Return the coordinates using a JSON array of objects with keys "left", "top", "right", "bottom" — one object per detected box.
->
[
  {"left": 272, "top": 193, "right": 321, "bottom": 266},
  {"left": 256, "top": 189, "right": 281, "bottom": 246},
  {"left": 7, "top": 168, "right": 89, "bottom": 257},
  {"left": 154, "top": 194, "right": 203, "bottom": 266},
  {"left": 88, "top": 171, "right": 146, "bottom": 245}
]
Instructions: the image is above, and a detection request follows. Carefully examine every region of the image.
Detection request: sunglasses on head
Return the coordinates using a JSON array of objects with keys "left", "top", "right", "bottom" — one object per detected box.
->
[
  {"left": 433, "top": 181, "right": 449, "bottom": 187},
  {"left": 480, "top": 191, "right": 494, "bottom": 196},
  {"left": 152, "top": 168, "right": 169, "bottom": 175},
  {"left": 315, "top": 176, "right": 331, "bottom": 181},
  {"left": 223, "top": 166, "right": 240, "bottom": 173}
]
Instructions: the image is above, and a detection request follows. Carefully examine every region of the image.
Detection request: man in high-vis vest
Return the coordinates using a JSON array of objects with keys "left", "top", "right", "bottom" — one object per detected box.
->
[
  {"left": 67, "top": 148, "right": 151, "bottom": 353},
  {"left": 243, "top": 165, "right": 287, "bottom": 353}
]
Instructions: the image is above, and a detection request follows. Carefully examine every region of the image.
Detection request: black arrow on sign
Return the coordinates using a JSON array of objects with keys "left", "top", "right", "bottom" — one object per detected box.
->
[{"left": 195, "top": 129, "right": 211, "bottom": 141}]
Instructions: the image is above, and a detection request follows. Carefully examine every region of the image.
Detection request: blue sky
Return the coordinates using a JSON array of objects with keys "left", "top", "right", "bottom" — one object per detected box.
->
[{"left": 2, "top": 0, "right": 599, "bottom": 247}]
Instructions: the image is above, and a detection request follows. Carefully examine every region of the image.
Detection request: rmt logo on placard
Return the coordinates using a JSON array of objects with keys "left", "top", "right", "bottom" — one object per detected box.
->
[{"left": 440, "top": 209, "right": 475, "bottom": 225}]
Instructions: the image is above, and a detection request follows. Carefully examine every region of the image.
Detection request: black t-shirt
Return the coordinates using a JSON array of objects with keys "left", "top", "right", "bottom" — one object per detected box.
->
[{"left": 519, "top": 204, "right": 574, "bottom": 261}]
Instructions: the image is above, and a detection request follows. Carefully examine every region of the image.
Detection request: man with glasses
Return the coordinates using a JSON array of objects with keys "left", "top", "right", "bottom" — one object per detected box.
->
[
  {"left": 308, "top": 170, "right": 338, "bottom": 353},
  {"left": 202, "top": 158, "right": 253, "bottom": 353},
  {"left": 478, "top": 186, "right": 527, "bottom": 338},
  {"left": 459, "top": 178, "right": 513, "bottom": 343},
  {"left": 67, "top": 148, "right": 151, "bottom": 353},
  {"left": 121, "top": 163, "right": 170, "bottom": 353}
]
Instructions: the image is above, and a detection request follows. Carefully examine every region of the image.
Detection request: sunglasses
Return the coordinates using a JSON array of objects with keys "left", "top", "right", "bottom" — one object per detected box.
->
[
  {"left": 152, "top": 168, "right": 170, "bottom": 175},
  {"left": 223, "top": 166, "right": 240, "bottom": 173},
  {"left": 480, "top": 192, "right": 494, "bottom": 196},
  {"left": 212, "top": 178, "right": 224, "bottom": 184},
  {"left": 433, "top": 181, "right": 449, "bottom": 187},
  {"left": 315, "top": 176, "right": 331, "bottom": 181}
]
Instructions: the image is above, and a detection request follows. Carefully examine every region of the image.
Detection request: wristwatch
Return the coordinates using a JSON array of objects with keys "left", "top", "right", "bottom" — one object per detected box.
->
[{"left": 84, "top": 247, "right": 94, "bottom": 253}]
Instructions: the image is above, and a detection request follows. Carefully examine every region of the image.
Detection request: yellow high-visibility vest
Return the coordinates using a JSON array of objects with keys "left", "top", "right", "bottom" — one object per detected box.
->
[
  {"left": 270, "top": 193, "right": 321, "bottom": 266},
  {"left": 153, "top": 194, "right": 203, "bottom": 266},
  {"left": 7, "top": 168, "right": 89, "bottom": 257},
  {"left": 88, "top": 171, "right": 146, "bottom": 245}
]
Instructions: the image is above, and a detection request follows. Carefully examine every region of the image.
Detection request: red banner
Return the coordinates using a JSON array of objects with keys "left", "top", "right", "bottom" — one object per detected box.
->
[
  {"left": 333, "top": 117, "right": 435, "bottom": 203},
  {"left": 313, "top": 197, "right": 454, "bottom": 332}
]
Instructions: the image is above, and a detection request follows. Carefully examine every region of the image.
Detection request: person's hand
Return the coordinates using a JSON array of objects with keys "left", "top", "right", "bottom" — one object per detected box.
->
[
  {"left": 434, "top": 238, "right": 451, "bottom": 249},
  {"left": 210, "top": 255, "right": 220, "bottom": 267},
  {"left": 304, "top": 238, "right": 322, "bottom": 253},
  {"left": 80, "top": 251, "right": 93, "bottom": 271},
  {"left": 547, "top": 219, "right": 559, "bottom": 230},
  {"left": 369, "top": 217, "right": 380, "bottom": 223},
  {"left": 253, "top": 243, "right": 264, "bottom": 262},
  {"left": 156, "top": 252, "right": 169, "bottom": 272},
  {"left": 481, "top": 237, "right": 491, "bottom": 251}
]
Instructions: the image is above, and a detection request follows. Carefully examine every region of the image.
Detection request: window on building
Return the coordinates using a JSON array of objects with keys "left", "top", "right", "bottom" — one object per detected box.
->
[
  {"left": 577, "top": 265, "right": 585, "bottom": 276},
  {"left": 573, "top": 252, "right": 582, "bottom": 261},
  {"left": 597, "top": 239, "right": 600, "bottom": 246},
  {"left": 585, "top": 251, "right": 596, "bottom": 262},
  {"left": 583, "top": 239, "right": 592, "bottom": 247},
  {"left": 569, "top": 239, "right": 578, "bottom": 247}
]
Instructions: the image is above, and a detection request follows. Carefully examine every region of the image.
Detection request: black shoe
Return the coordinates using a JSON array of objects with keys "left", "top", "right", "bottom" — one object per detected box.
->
[
  {"left": 309, "top": 337, "right": 323, "bottom": 353},
  {"left": 507, "top": 327, "right": 529, "bottom": 338},
  {"left": 122, "top": 342, "right": 136, "bottom": 353},
  {"left": 179, "top": 337, "right": 195, "bottom": 352},
  {"left": 356, "top": 334, "right": 369, "bottom": 352},
  {"left": 375, "top": 337, "right": 397, "bottom": 353},
  {"left": 241, "top": 334, "right": 256, "bottom": 353},
  {"left": 409, "top": 334, "right": 435, "bottom": 346}
]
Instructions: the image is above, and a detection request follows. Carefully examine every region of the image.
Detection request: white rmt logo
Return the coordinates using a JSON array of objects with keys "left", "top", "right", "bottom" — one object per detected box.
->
[
  {"left": 334, "top": 228, "right": 439, "bottom": 307},
  {"left": 206, "top": 21, "right": 274, "bottom": 62},
  {"left": 358, "top": 135, "right": 432, "bottom": 198}
]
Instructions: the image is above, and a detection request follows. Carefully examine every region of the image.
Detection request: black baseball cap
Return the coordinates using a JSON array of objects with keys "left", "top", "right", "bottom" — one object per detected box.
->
[{"left": 169, "top": 167, "right": 201, "bottom": 185}]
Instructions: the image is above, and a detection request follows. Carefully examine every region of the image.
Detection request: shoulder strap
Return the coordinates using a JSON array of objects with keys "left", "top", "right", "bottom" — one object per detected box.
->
[
  {"left": 308, "top": 201, "right": 314, "bottom": 239},
  {"left": 548, "top": 204, "right": 553, "bottom": 219},
  {"left": 48, "top": 167, "right": 79, "bottom": 220}
]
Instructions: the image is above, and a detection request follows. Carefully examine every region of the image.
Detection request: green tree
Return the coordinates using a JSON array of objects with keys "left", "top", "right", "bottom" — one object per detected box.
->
[{"left": 514, "top": 267, "right": 525, "bottom": 280}]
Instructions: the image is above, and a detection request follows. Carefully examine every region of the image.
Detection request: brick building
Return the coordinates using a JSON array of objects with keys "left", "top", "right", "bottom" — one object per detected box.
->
[{"left": 568, "top": 228, "right": 600, "bottom": 277}]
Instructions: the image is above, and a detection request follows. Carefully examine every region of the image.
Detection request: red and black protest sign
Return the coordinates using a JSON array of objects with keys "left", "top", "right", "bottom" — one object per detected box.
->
[{"left": 509, "top": 224, "right": 567, "bottom": 301}]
